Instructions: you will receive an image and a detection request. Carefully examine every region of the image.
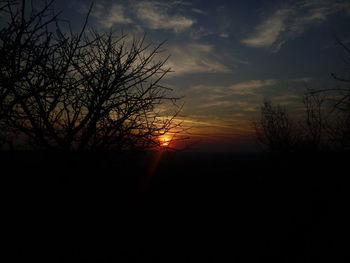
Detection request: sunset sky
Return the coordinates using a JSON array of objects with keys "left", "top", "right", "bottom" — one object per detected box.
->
[{"left": 55, "top": 0, "right": 350, "bottom": 151}]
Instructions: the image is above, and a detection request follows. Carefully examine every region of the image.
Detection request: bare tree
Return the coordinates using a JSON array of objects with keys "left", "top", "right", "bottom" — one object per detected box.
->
[
  {"left": 305, "top": 37, "right": 350, "bottom": 152},
  {"left": 0, "top": 0, "right": 184, "bottom": 151},
  {"left": 0, "top": 0, "right": 62, "bottom": 149},
  {"left": 254, "top": 101, "right": 300, "bottom": 153},
  {"left": 302, "top": 91, "right": 327, "bottom": 151},
  {"left": 255, "top": 39, "right": 350, "bottom": 154}
]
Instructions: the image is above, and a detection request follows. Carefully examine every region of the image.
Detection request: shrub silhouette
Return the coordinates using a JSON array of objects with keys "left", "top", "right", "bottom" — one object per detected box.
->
[{"left": 0, "top": 0, "right": 183, "bottom": 151}]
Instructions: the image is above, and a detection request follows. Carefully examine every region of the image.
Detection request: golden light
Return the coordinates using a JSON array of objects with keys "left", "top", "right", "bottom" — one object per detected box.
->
[{"left": 160, "top": 135, "right": 171, "bottom": 147}]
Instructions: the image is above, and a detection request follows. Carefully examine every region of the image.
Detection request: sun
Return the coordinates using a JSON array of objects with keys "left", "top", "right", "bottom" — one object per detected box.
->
[{"left": 160, "top": 135, "right": 171, "bottom": 147}]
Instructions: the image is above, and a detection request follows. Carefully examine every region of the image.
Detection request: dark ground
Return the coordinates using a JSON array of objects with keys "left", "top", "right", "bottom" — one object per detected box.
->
[{"left": 3, "top": 150, "right": 349, "bottom": 262}]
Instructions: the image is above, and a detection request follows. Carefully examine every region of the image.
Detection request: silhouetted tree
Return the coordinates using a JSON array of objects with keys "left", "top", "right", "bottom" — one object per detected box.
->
[
  {"left": 255, "top": 39, "right": 350, "bottom": 154},
  {"left": 254, "top": 101, "right": 300, "bottom": 153},
  {"left": 0, "top": 0, "right": 62, "bottom": 149},
  {"left": 301, "top": 91, "right": 327, "bottom": 151},
  {"left": 303, "top": 37, "right": 350, "bottom": 152},
  {"left": 0, "top": 0, "right": 183, "bottom": 151}
]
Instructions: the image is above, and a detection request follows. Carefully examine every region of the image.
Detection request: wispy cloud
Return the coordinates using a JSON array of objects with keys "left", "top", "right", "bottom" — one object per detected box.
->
[
  {"left": 189, "top": 27, "right": 212, "bottom": 40},
  {"left": 188, "top": 79, "right": 278, "bottom": 98},
  {"left": 135, "top": 1, "right": 195, "bottom": 33},
  {"left": 166, "top": 43, "right": 230, "bottom": 76},
  {"left": 183, "top": 77, "right": 313, "bottom": 117},
  {"left": 219, "top": 33, "right": 229, "bottom": 38},
  {"left": 241, "top": 1, "right": 350, "bottom": 52},
  {"left": 191, "top": 8, "right": 207, "bottom": 15},
  {"left": 290, "top": 77, "right": 313, "bottom": 83},
  {"left": 90, "top": 1, "right": 196, "bottom": 32},
  {"left": 92, "top": 3, "right": 133, "bottom": 28},
  {"left": 241, "top": 9, "right": 289, "bottom": 50},
  {"left": 185, "top": 79, "right": 278, "bottom": 116},
  {"left": 230, "top": 79, "right": 278, "bottom": 93}
]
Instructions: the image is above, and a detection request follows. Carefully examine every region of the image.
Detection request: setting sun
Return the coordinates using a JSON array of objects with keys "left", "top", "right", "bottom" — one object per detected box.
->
[{"left": 160, "top": 135, "right": 171, "bottom": 147}]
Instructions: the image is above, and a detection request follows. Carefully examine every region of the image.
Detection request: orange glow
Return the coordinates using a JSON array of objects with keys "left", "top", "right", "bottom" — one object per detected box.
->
[{"left": 160, "top": 135, "right": 171, "bottom": 147}]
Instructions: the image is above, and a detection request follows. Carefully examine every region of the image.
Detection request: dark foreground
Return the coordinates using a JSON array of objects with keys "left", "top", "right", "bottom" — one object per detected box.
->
[{"left": 3, "top": 151, "right": 349, "bottom": 262}]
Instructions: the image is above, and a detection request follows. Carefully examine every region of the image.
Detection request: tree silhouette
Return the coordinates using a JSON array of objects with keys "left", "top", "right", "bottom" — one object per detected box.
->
[
  {"left": 254, "top": 101, "right": 300, "bottom": 153},
  {"left": 255, "top": 39, "right": 350, "bottom": 154},
  {"left": 0, "top": 0, "right": 183, "bottom": 151},
  {"left": 312, "top": 37, "right": 350, "bottom": 152}
]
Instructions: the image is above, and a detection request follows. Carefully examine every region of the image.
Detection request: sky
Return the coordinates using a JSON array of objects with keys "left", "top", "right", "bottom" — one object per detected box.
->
[{"left": 55, "top": 0, "right": 350, "bottom": 152}]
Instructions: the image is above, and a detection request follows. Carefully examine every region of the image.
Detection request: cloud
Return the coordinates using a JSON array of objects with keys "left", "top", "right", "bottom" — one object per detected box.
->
[
  {"left": 191, "top": 8, "right": 207, "bottom": 15},
  {"left": 184, "top": 79, "right": 278, "bottom": 115},
  {"left": 290, "top": 77, "right": 313, "bottom": 82},
  {"left": 90, "top": 1, "right": 196, "bottom": 32},
  {"left": 241, "top": 9, "right": 289, "bottom": 49},
  {"left": 230, "top": 79, "right": 278, "bottom": 93},
  {"left": 92, "top": 3, "right": 133, "bottom": 27},
  {"left": 165, "top": 43, "right": 230, "bottom": 76},
  {"left": 219, "top": 33, "right": 229, "bottom": 38},
  {"left": 189, "top": 27, "right": 212, "bottom": 40},
  {"left": 241, "top": 1, "right": 350, "bottom": 52},
  {"left": 187, "top": 79, "right": 278, "bottom": 98},
  {"left": 171, "top": 1, "right": 193, "bottom": 7},
  {"left": 135, "top": 1, "right": 195, "bottom": 32}
]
